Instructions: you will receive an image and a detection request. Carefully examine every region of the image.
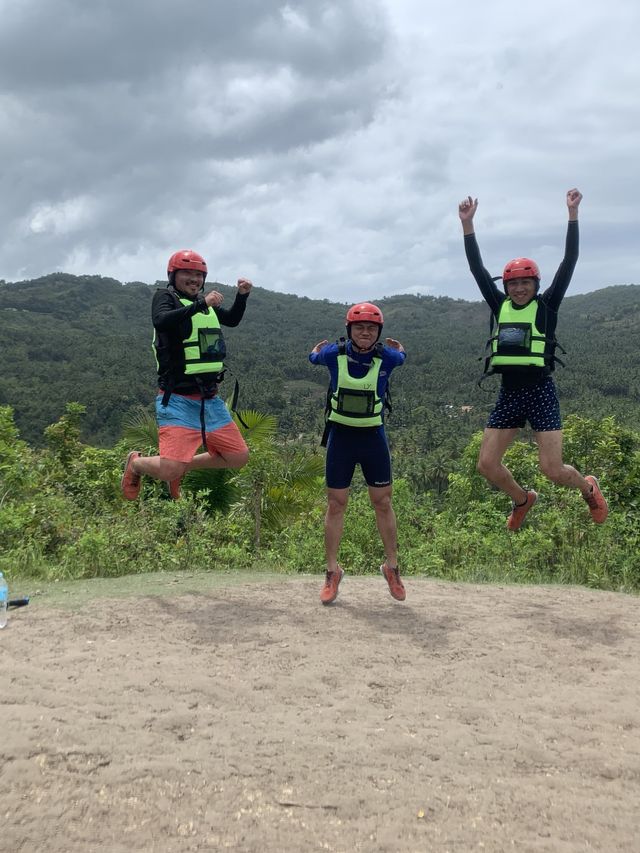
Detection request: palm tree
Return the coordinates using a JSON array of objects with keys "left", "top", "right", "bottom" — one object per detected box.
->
[
  {"left": 425, "top": 449, "right": 453, "bottom": 495},
  {"left": 120, "top": 406, "right": 324, "bottom": 532},
  {"left": 229, "top": 411, "right": 324, "bottom": 549},
  {"left": 178, "top": 409, "right": 281, "bottom": 514},
  {"left": 121, "top": 406, "right": 158, "bottom": 453}
]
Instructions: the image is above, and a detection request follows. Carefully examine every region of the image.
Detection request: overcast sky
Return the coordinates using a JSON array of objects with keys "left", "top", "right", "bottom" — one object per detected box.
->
[{"left": 1, "top": 0, "right": 638, "bottom": 301}]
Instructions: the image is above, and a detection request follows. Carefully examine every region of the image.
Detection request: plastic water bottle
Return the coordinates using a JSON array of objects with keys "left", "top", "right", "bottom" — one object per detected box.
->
[{"left": 0, "top": 573, "right": 7, "bottom": 629}]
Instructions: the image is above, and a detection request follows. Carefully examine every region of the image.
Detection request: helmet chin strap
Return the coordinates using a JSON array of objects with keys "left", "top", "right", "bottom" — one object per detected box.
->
[
  {"left": 351, "top": 341, "right": 376, "bottom": 353},
  {"left": 170, "top": 275, "right": 206, "bottom": 295},
  {"left": 346, "top": 324, "right": 382, "bottom": 349}
]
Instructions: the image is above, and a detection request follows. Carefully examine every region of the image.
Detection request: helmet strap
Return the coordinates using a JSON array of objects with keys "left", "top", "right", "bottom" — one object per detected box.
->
[
  {"left": 168, "top": 270, "right": 206, "bottom": 293},
  {"left": 346, "top": 323, "right": 382, "bottom": 349}
]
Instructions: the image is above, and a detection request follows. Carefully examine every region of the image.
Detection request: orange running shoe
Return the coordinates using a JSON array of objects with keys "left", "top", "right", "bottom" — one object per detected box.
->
[
  {"left": 168, "top": 478, "right": 182, "bottom": 500},
  {"left": 583, "top": 476, "right": 608, "bottom": 524},
  {"left": 121, "top": 451, "right": 142, "bottom": 500},
  {"left": 320, "top": 567, "right": 344, "bottom": 605},
  {"left": 506, "top": 490, "right": 538, "bottom": 531},
  {"left": 380, "top": 562, "right": 406, "bottom": 601}
]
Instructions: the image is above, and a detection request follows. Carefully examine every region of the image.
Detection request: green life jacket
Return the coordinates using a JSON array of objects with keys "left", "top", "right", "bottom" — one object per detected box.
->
[
  {"left": 328, "top": 351, "right": 384, "bottom": 427},
  {"left": 489, "top": 298, "right": 554, "bottom": 371},
  {"left": 153, "top": 297, "right": 226, "bottom": 377},
  {"left": 179, "top": 298, "right": 226, "bottom": 375}
]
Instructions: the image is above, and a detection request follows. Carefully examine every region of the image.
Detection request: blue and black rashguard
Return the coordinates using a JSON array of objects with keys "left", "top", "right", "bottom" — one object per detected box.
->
[{"left": 310, "top": 341, "right": 406, "bottom": 489}]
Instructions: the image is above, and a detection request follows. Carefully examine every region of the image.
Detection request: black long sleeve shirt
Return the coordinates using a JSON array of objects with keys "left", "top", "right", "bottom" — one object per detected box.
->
[
  {"left": 152, "top": 286, "right": 249, "bottom": 394},
  {"left": 464, "top": 220, "right": 579, "bottom": 389}
]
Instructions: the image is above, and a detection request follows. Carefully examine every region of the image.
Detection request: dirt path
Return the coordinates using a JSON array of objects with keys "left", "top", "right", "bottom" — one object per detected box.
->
[{"left": 2, "top": 574, "right": 639, "bottom": 852}]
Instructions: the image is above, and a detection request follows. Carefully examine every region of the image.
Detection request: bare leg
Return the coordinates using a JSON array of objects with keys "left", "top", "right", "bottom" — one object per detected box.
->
[
  {"left": 535, "top": 430, "right": 591, "bottom": 495},
  {"left": 368, "top": 485, "right": 398, "bottom": 566},
  {"left": 133, "top": 456, "right": 188, "bottom": 482},
  {"left": 325, "top": 488, "right": 349, "bottom": 572},
  {"left": 131, "top": 446, "right": 249, "bottom": 482},
  {"left": 477, "top": 427, "right": 528, "bottom": 503},
  {"left": 187, "top": 449, "right": 249, "bottom": 471}
]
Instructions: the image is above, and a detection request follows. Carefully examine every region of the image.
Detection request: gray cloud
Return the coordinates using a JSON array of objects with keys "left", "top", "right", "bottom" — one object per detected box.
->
[{"left": 1, "top": 0, "right": 639, "bottom": 299}]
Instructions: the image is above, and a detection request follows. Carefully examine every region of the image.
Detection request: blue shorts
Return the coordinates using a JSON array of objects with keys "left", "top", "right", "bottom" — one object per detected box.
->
[
  {"left": 325, "top": 424, "right": 392, "bottom": 490},
  {"left": 156, "top": 392, "right": 233, "bottom": 433},
  {"left": 487, "top": 377, "right": 562, "bottom": 432}
]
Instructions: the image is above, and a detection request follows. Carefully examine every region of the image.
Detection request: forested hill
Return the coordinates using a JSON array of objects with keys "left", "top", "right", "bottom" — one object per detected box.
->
[{"left": 1, "top": 273, "right": 640, "bottom": 448}]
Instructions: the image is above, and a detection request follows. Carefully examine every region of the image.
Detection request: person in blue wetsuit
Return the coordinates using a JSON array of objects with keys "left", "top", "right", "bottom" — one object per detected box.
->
[
  {"left": 459, "top": 189, "right": 608, "bottom": 531},
  {"left": 309, "top": 302, "right": 406, "bottom": 605}
]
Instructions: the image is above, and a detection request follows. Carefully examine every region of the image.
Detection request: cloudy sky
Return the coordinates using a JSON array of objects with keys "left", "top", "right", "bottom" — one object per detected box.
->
[{"left": 1, "top": 0, "right": 638, "bottom": 301}]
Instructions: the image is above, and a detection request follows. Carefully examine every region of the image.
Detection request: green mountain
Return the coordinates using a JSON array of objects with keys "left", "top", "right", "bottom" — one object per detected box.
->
[{"left": 2, "top": 273, "right": 639, "bottom": 449}]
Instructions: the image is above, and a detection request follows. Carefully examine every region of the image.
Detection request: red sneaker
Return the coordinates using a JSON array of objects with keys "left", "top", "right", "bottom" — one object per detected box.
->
[
  {"left": 168, "top": 478, "right": 182, "bottom": 500},
  {"left": 506, "top": 490, "right": 537, "bottom": 531},
  {"left": 320, "top": 567, "right": 343, "bottom": 605},
  {"left": 583, "top": 476, "right": 608, "bottom": 524},
  {"left": 121, "top": 451, "right": 142, "bottom": 500},
  {"left": 380, "top": 562, "right": 406, "bottom": 601}
]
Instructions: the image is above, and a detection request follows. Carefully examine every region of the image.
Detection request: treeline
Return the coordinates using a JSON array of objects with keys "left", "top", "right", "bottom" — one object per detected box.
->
[
  {"left": 2, "top": 274, "right": 640, "bottom": 452},
  {"left": 1, "top": 403, "right": 639, "bottom": 593}
]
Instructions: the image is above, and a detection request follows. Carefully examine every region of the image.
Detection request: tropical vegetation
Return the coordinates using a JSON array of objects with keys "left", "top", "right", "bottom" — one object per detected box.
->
[{"left": 1, "top": 274, "right": 639, "bottom": 592}]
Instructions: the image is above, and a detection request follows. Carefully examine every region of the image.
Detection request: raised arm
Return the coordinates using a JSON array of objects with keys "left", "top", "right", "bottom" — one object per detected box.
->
[
  {"left": 152, "top": 288, "right": 206, "bottom": 331},
  {"left": 567, "top": 187, "right": 582, "bottom": 222},
  {"left": 541, "top": 189, "right": 581, "bottom": 308},
  {"left": 309, "top": 339, "right": 331, "bottom": 366},
  {"left": 458, "top": 196, "right": 478, "bottom": 235},
  {"left": 384, "top": 337, "right": 405, "bottom": 353},
  {"left": 215, "top": 278, "right": 252, "bottom": 327},
  {"left": 459, "top": 195, "right": 503, "bottom": 313}
]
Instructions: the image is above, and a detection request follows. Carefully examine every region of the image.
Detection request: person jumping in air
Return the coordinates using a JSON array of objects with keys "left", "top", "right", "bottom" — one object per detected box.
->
[
  {"left": 310, "top": 303, "right": 407, "bottom": 604},
  {"left": 458, "top": 189, "right": 608, "bottom": 530},
  {"left": 121, "top": 250, "right": 251, "bottom": 501}
]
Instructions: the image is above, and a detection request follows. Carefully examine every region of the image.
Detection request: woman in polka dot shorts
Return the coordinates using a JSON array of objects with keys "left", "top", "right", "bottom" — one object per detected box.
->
[{"left": 458, "top": 189, "right": 608, "bottom": 530}]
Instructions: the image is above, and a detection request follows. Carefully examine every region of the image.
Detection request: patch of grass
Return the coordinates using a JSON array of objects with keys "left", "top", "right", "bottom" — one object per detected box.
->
[{"left": 11, "top": 566, "right": 297, "bottom": 611}]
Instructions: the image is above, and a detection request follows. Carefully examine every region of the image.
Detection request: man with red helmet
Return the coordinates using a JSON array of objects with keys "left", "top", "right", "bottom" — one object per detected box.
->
[
  {"left": 310, "top": 302, "right": 407, "bottom": 604},
  {"left": 121, "top": 249, "right": 252, "bottom": 500},
  {"left": 458, "top": 189, "right": 608, "bottom": 530}
]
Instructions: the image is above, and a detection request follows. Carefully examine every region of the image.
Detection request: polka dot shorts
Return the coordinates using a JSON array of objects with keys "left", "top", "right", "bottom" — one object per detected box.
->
[{"left": 487, "top": 377, "right": 562, "bottom": 431}]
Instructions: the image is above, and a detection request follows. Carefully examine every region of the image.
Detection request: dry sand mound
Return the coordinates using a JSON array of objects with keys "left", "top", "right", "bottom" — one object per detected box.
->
[{"left": 2, "top": 575, "right": 639, "bottom": 852}]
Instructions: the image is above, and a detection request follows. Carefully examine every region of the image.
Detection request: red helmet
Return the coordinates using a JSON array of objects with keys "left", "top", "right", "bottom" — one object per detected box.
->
[
  {"left": 502, "top": 257, "right": 540, "bottom": 283},
  {"left": 167, "top": 249, "right": 208, "bottom": 279},
  {"left": 345, "top": 302, "right": 384, "bottom": 325}
]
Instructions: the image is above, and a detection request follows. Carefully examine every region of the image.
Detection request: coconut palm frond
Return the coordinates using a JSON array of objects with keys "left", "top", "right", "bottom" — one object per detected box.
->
[
  {"left": 281, "top": 451, "right": 325, "bottom": 487},
  {"left": 232, "top": 409, "right": 278, "bottom": 443},
  {"left": 121, "top": 406, "right": 159, "bottom": 451},
  {"left": 182, "top": 468, "right": 238, "bottom": 513}
]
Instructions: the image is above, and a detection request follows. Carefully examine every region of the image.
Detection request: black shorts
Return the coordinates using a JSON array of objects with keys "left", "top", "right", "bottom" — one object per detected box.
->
[
  {"left": 325, "top": 424, "right": 392, "bottom": 489},
  {"left": 487, "top": 377, "right": 562, "bottom": 431}
]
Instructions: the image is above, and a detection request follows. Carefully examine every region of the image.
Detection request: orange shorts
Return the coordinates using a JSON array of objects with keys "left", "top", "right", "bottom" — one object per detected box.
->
[
  {"left": 156, "top": 392, "right": 248, "bottom": 463},
  {"left": 158, "top": 421, "right": 249, "bottom": 464}
]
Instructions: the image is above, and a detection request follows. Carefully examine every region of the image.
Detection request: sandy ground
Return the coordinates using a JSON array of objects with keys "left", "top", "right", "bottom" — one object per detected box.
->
[{"left": 1, "top": 572, "right": 639, "bottom": 853}]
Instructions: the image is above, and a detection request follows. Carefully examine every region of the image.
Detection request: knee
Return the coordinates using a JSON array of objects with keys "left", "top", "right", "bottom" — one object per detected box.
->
[
  {"left": 539, "top": 460, "right": 563, "bottom": 482},
  {"left": 371, "top": 493, "right": 393, "bottom": 514},
  {"left": 477, "top": 454, "right": 494, "bottom": 478},
  {"left": 162, "top": 460, "right": 188, "bottom": 480},
  {"left": 226, "top": 449, "right": 250, "bottom": 469},
  {"left": 327, "top": 493, "right": 348, "bottom": 517}
]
